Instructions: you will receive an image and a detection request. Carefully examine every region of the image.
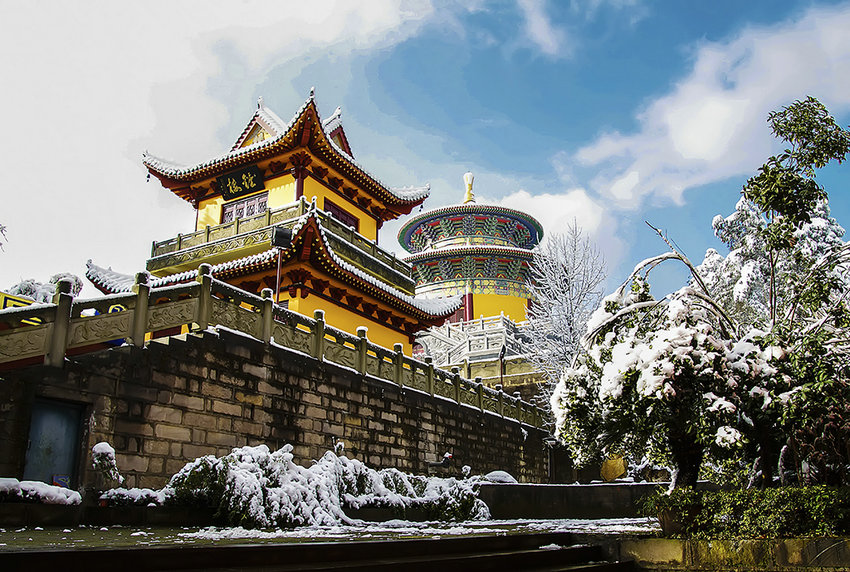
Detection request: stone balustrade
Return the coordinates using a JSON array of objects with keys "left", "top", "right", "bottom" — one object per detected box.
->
[{"left": 0, "top": 266, "right": 547, "bottom": 429}]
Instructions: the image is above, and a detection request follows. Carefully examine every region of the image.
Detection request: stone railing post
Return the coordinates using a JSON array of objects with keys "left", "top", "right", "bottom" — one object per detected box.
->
[
  {"left": 130, "top": 272, "right": 150, "bottom": 347},
  {"left": 260, "top": 288, "right": 273, "bottom": 343},
  {"left": 356, "top": 327, "right": 368, "bottom": 374},
  {"left": 393, "top": 343, "right": 404, "bottom": 387},
  {"left": 176, "top": 232, "right": 183, "bottom": 250},
  {"left": 496, "top": 384, "right": 505, "bottom": 417},
  {"left": 312, "top": 309, "right": 325, "bottom": 359},
  {"left": 205, "top": 225, "right": 211, "bottom": 243},
  {"left": 196, "top": 263, "right": 212, "bottom": 331},
  {"left": 451, "top": 366, "right": 461, "bottom": 404},
  {"left": 425, "top": 356, "right": 434, "bottom": 396},
  {"left": 46, "top": 279, "right": 74, "bottom": 368},
  {"left": 475, "top": 377, "right": 483, "bottom": 412}
]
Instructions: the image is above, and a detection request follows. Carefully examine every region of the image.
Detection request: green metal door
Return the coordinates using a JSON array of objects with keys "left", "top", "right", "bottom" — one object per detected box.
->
[{"left": 22, "top": 400, "right": 82, "bottom": 488}]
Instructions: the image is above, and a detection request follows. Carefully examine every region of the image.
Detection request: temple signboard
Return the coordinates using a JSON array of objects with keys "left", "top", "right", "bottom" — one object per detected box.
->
[{"left": 217, "top": 165, "right": 265, "bottom": 200}]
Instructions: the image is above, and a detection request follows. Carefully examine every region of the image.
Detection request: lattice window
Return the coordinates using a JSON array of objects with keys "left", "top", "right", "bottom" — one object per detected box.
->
[
  {"left": 221, "top": 192, "right": 268, "bottom": 224},
  {"left": 324, "top": 199, "right": 359, "bottom": 231}
]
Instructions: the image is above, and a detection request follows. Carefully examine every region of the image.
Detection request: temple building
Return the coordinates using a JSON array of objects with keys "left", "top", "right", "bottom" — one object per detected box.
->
[
  {"left": 86, "top": 93, "right": 460, "bottom": 352},
  {"left": 398, "top": 174, "right": 546, "bottom": 398}
]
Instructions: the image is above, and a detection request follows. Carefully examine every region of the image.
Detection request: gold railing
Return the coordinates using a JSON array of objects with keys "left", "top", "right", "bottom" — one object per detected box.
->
[
  {"left": 148, "top": 197, "right": 413, "bottom": 280},
  {"left": 0, "top": 268, "right": 547, "bottom": 428}
]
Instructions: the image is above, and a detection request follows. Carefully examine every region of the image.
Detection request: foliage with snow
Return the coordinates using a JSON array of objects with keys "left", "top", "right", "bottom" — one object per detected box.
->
[
  {"left": 92, "top": 441, "right": 124, "bottom": 486},
  {"left": 5, "top": 272, "right": 83, "bottom": 301},
  {"left": 0, "top": 477, "right": 81, "bottom": 505},
  {"left": 550, "top": 97, "right": 850, "bottom": 489},
  {"left": 102, "top": 444, "right": 490, "bottom": 528}
]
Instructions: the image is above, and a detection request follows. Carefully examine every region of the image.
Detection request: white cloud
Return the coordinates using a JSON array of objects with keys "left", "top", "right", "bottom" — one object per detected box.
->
[
  {"left": 517, "top": 0, "right": 568, "bottom": 57},
  {"left": 569, "top": 3, "right": 850, "bottom": 209},
  {"left": 493, "top": 187, "right": 625, "bottom": 272},
  {"left": 0, "top": 1, "right": 434, "bottom": 295}
]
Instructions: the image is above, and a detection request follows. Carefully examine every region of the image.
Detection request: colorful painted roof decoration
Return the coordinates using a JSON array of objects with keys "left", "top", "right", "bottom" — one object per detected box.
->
[
  {"left": 398, "top": 170, "right": 543, "bottom": 253},
  {"left": 87, "top": 205, "right": 461, "bottom": 322},
  {"left": 143, "top": 90, "right": 431, "bottom": 213},
  {"left": 398, "top": 203, "right": 544, "bottom": 254}
]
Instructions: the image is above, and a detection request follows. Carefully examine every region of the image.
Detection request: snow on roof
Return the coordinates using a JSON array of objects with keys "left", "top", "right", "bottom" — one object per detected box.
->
[
  {"left": 321, "top": 105, "right": 343, "bottom": 133},
  {"left": 308, "top": 210, "right": 461, "bottom": 316},
  {"left": 86, "top": 209, "right": 460, "bottom": 317},
  {"left": 143, "top": 92, "right": 431, "bottom": 206}
]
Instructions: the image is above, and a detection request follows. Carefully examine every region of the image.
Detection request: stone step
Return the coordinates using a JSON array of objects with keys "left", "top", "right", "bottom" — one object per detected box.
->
[{"left": 0, "top": 531, "right": 633, "bottom": 572}]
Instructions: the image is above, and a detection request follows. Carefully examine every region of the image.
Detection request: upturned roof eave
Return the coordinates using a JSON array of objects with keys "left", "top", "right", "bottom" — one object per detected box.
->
[{"left": 143, "top": 96, "right": 430, "bottom": 208}]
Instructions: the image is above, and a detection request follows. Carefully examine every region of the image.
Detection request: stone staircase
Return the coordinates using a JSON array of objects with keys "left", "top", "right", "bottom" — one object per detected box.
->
[{"left": 1, "top": 531, "right": 633, "bottom": 571}]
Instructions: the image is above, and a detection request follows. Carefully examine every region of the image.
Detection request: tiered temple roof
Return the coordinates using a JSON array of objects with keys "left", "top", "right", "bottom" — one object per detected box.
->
[{"left": 143, "top": 94, "right": 430, "bottom": 221}]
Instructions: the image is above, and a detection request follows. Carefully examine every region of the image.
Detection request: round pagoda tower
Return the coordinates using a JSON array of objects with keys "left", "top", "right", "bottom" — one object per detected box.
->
[{"left": 398, "top": 173, "right": 543, "bottom": 323}]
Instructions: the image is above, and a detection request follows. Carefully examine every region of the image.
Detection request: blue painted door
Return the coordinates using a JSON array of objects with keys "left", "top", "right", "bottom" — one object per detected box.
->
[{"left": 22, "top": 400, "right": 82, "bottom": 488}]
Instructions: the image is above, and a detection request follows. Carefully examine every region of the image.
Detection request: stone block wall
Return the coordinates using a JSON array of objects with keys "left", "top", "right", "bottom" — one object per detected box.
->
[{"left": 0, "top": 329, "right": 548, "bottom": 489}]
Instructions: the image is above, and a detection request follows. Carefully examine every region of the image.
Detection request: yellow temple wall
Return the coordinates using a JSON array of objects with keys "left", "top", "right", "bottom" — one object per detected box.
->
[
  {"left": 286, "top": 293, "right": 412, "bottom": 355},
  {"left": 266, "top": 178, "right": 297, "bottom": 210},
  {"left": 472, "top": 292, "right": 529, "bottom": 322},
  {"left": 302, "top": 178, "right": 378, "bottom": 242},
  {"left": 197, "top": 196, "right": 226, "bottom": 229}
]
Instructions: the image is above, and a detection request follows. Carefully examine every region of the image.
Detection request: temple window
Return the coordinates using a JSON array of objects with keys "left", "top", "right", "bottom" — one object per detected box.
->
[
  {"left": 324, "top": 199, "right": 359, "bottom": 231},
  {"left": 221, "top": 192, "right": 268, "bottom": 224}
]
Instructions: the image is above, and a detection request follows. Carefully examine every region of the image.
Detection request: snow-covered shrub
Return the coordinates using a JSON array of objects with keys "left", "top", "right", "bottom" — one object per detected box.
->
[
  {"left": 0, "top": 478, "right": 81, "bottom": 505},
  {"left": 6, "top": 273, "right": 83, "bottom": 302},
  {"left": 158, "top": 444, "right": 489, "bottom": 528},
  {"left": 98, "top": 487, "right": 166, "bottom": 506},
  {"left": 92, "top": 442, "right": 124, "bottom": 486}
]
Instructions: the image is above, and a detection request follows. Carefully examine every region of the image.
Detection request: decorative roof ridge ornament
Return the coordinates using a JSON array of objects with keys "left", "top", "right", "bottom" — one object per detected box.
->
[
  {"left": 463, "top": 171, "right": 475, "bottom": 204},
  {"left": 257, "top": 96, "right": 264, "bottom": 109}
]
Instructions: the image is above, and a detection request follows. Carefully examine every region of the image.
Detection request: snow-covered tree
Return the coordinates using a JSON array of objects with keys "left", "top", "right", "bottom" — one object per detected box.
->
[
  {"left": 552, "top": 97, "right": 850, "bottom": 489},
  {"left": 551, "top": 250, "right": 781, "bottom": 488},
  {"left": 525, "top": 222, "right": 605, "bottom": 397},
  {"left": 6, "top": 273, "right": 83, "bottom": 301},
  {"left": 694, "top": 97, "right": 850, "bottom": 486}
]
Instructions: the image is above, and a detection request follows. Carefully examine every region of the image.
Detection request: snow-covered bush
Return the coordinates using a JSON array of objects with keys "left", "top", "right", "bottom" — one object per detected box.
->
[
  {"left": 0, "top": 478, "right": 81, "bottom": 505},
  {"left": 92, "top": 441, "right": 124, "bottom": 486},
  {"left": 105, "top": 444, "right": 489, "bottom": 528},
  {"left": 99, "top": 487, "right": 165, "bottom": 506},
  {"left": 6, "top": 272, "right": 83, "bottom": 302}
]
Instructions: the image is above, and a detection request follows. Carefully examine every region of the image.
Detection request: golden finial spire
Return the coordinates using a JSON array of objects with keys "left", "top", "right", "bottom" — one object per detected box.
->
[{"left": 462, "top": 171, "right": 475, "bottom": 203}]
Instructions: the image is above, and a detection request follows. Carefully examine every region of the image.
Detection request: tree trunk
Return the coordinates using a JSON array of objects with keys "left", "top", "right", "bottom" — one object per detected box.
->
[{"left": 669, "top": 429, "right": 704, "bottom": 489}]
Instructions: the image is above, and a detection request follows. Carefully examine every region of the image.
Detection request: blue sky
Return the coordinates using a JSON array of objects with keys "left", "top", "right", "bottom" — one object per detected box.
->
[{"left": 1, "top": 1, "right": 849, "bottom": 298}]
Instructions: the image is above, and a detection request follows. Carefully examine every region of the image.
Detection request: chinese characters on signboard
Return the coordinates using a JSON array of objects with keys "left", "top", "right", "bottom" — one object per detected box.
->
[{"left": 217, "top": 165, "right": 265, "bottom": 200}]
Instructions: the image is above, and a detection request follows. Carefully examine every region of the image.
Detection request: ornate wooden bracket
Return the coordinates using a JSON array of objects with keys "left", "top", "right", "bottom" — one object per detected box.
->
[
  {"left": 310, "top": 278, "right": 330, "bottom": 294},
  {"left": 269, "top": 160, "right": 287, "bottom": 175}
]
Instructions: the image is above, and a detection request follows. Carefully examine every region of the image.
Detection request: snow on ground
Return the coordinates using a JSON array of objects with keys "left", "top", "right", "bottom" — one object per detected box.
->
[
  {"left": 177, "top": 517, "right": 658, "bottom": 542},
  {"left": 0, "top": 518, "right": 659, "bottom": 551}
]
